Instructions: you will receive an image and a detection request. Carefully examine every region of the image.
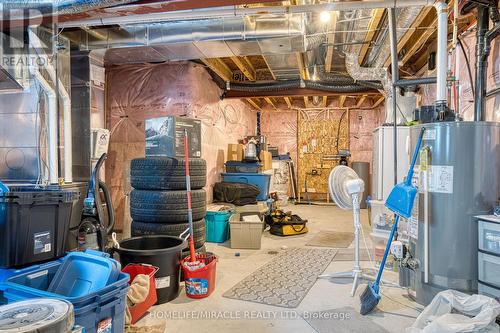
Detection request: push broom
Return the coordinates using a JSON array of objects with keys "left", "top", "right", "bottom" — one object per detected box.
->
[{"left": 360, "top": 127, "right": 425, "bottom": 315}]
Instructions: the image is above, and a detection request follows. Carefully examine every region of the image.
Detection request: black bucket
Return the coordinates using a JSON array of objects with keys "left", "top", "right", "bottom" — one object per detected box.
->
[{"left": 115, "top": 235, "right": 186, "bottom": 304}]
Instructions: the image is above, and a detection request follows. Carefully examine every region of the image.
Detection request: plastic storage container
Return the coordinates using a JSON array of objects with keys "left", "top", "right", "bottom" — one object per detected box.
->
[
  {"left": 48, "top": 250, "right": 121, "bottom": 297},
  {"left": 121, "top": 264, "right": 158, "bottom": 324},
  {"left": 229, "top": 213, "right": 263, "bottom": 249},
  {"left": 371, "top": 231, "right": 394, "bottom": 270},
  {"left": 478, "top": 220, "right": 500, "bottom": 255},
  {"left": 221, "top": 173, "right": 271, "bottom": 201},
  {"left": 0, "top": 186, "right": 79, "bottom": 267},
  {"left": 1, "top": 255, "right": 129, "bottom": 333},
  {"left": 225, "top": 161, "right": 261, "bottom": 173},
  {"left": 478, "top": 252, "right": 500, "bottom": 288},
  {"left": 205, "top": 211, "right": 232, "bottom": 243},
  {"left": 369, "top": 200, "right": 409, "bottom": 241},
  {"left": 181, "top": 253, "right": 217, "bottom": 299}
]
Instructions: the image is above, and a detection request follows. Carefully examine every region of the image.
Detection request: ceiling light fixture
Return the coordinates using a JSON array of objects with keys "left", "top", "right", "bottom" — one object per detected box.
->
[{"left": 320, "top": 11, "right": 331, "bottom": 23}]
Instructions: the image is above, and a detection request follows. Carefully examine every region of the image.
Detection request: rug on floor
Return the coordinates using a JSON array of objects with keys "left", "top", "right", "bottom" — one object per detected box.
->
[
  {"left": 333, "top": 248, "right": 372, "bottom": 261},
  {"left": 306, "top": 231, "right": 354, "bottom": 248},
  {"left": 302, "top": 306, "right": 389, "bottom": 333},
  {"left": 223, "top": 248, "right": 337, "bottom": 308}
]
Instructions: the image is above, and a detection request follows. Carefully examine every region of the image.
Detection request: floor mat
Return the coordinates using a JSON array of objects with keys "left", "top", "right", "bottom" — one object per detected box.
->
[
  {"left": 333, "top": 248, "right": 372, "bottom": 261},
  {"left": 303, "top": 306, "right": 389, "bottom": 333},
  {"left": 306, "top": 231, "right": 354, "bottom": 248},
  {"left": 223, "top": 248, "right": 337, "bottom": 308}
]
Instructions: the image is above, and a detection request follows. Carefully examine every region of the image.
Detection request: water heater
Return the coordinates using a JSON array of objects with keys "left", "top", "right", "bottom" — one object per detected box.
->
[{"left": 405, "top": 122, "right": 500, "bottom": 305}]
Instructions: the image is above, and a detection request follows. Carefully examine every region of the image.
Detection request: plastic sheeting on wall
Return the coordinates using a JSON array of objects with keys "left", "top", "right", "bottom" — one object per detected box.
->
[{"left": 105, "top": 61, "right": 256, "bottom": 230}]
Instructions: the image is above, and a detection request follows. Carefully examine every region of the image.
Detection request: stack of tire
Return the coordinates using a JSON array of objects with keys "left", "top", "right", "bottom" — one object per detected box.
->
[{"left": 129, "top": 157, "right": 207, "bottom": 257}]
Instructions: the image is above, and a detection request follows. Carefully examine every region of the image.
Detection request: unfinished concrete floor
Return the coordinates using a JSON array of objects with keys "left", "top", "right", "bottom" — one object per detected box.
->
[{"left": 135, "top": 204, "right": 424, "bottom": 333}]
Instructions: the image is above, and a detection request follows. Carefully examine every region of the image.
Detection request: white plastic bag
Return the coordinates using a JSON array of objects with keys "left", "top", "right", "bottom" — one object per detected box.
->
[{"left": 407, "top": 290, "right": 500, "bottom": 333}]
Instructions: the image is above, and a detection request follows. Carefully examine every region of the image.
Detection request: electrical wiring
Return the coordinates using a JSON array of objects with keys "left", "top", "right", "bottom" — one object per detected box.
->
[
  {"left": 457, "top": 36, "right": 475, "bottom": 98},
  {"left": 335, "top": 109, "right": 348, "bottom": 153}
]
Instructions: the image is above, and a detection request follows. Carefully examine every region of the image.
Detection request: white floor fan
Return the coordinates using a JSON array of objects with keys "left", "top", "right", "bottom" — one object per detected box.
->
[{"left": 320, "top": 165, "right": 394, "bottom": 296}]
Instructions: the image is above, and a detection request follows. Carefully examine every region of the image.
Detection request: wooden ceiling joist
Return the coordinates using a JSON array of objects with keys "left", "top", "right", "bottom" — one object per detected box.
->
[
  {"left": 324, "top": 11, "right": 339, "bottom": 73},
  {"left": 382, "top": 6, "right": 434, "bottom": 68},
  {"left": 245, "top": 98, "right": 262, "bottom": 110},
  {"left": 303, "top": 96, "right": 310, "bottom": 108},
  {"left": 372, "top": 96, "right": 385, "bottom": 108},
  {"left": 284, "top": 97, "right": 293, "bottom": 109},
  {"left": 356, "top": 95, "right": 367, "bottom": 108},
  {"left": 201, "top": 58, "right": 232, "bottom": 82},
  {"left": 321, "top": 96, "right": 328, "bottom": 108},
  {"left": 261, "top": 55, "right": 277, "bottom": 80},
  {"left": 296, "top": 52, "right": 310, "bottom": 80},
  {"left": 358, "top": 8, "right": 385, "bottom": 65},
  {"left": 339, "top": 95, "right": 347, "bottom": 108},
  {"left": 399, "top": 16, "right": 438, "bottom": 67},
  {"left": 264, "top": 97, "right": 277, "bottom": 109},
  {"left": 230, "top": 56, "right": 256, "bottom": 81}
]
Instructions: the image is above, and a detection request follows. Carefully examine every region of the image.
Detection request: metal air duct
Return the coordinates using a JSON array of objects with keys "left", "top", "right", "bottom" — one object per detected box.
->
[{"left": 1, "top": 0, "right": 138, "bottom": 14}]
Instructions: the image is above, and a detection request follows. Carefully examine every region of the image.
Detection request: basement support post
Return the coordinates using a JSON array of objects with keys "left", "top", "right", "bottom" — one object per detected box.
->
[{"left": 388, "top": 7, "right": 398, "bottom": 185}]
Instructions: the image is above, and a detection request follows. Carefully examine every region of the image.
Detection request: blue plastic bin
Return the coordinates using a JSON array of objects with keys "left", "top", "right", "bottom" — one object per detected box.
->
[
  {"left": 221, "top": 173, "right": 271, "bottom": 201},
  {"left": 225, "top": 161, "right": 261, "bottom": 173},
  {"left": 0, "top": 254, "right": 129, "bottom": 333},
  {"left": 205, "top": 211, "right": 232, "bottom": 243},
  {"left": 48, "top": 250, "right": 120, "bottom": 297}
]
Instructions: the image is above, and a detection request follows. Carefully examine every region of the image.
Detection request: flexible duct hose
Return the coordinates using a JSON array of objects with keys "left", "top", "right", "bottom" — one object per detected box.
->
[
  {"left": 305, "top": 81, "right": 374, "bottom": 92},
  {"left": 226, "top": 80, "right": 379, "bottom": 93},
  {"left": 306, "top": 34, "right": 326, "bottom": 50}
]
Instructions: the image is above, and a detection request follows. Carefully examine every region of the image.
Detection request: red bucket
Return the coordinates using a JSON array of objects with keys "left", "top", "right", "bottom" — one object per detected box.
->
[
  {"left": 181, "top": 253, "right": 217, "bottom": 299},
  {"left": 122, "top": 264, "right": 159, "bottom": 324}
]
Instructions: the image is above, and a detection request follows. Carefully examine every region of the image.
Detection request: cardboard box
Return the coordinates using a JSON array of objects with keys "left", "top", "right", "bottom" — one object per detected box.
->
[
  {"left": 227, "top": 144, "right": 244, "bottom": 161},
  {"left": 91, "top": 128, "right": 110, "bottom": 159},
  {"left": 145, "top": 116, "right": 201, "bottom": 158},
  {"left": 259, "top": 150, "right": 272, "bottom": 171}
]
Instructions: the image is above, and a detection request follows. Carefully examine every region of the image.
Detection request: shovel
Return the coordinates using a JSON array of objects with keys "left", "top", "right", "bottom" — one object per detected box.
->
[{"left": 385, "top": 127, "right": 426, "bottom": 218}]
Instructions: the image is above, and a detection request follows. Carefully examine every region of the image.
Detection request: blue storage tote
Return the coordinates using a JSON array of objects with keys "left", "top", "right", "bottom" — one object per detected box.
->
[
  {"left": 221, "top": 173, "right": 271, "bottom": 201},
  {"left": 205, "top": 211, "right": 232, "bottom": 243},
  {"left": 0, "top": 254, "right": 129, "bottom": 333},
  {"left": 48, "top": 250, "right": 120, "bottom": 297},
  {"left": 225, "top": 161, "right": 261, "bottom": 173}
]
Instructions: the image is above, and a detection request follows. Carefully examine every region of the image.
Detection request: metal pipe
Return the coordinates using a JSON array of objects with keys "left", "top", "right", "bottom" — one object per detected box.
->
[
  {"left": 475, "top": 6, "right": 489, "bottom": 121},
  {"left": 34, "top": 71, "right": 58, "bottom": 184},
  {"left": 29, "top": 29, "right": 73, "bottom": 183},
  {"left": 61, "top": 86, "right": 72, "bottom": 183},
  {"left": 395, "top": 77, "right": 437, "bottom": 87},
  {"left": 57, "top": 0, "right": 434, "bottom": 28},
  {"left": 486, "top": 86, "right": 500, "bottom": 98},
  {"left": 434, "top": 1, "right": 448, "bottom": 107},
  {"left": 388, "top": 7, "right": 399, "bottom": 185}
]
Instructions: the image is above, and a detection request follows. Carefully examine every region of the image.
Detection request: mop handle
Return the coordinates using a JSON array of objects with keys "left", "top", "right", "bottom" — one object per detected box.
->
[
  {"left": 184, "top": 129, "right": 196, "bottom": 262},
  {"left": 373, "top": 214, "right": 400, "bottom": 292},
  {"left": 405, "top": 127, "right": 425, "bottom": 186}
]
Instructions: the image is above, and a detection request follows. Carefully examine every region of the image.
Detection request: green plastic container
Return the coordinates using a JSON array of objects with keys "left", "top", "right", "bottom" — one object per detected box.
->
[{"left": 205, "top": 211, "right": 232, "bottom": 243}]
